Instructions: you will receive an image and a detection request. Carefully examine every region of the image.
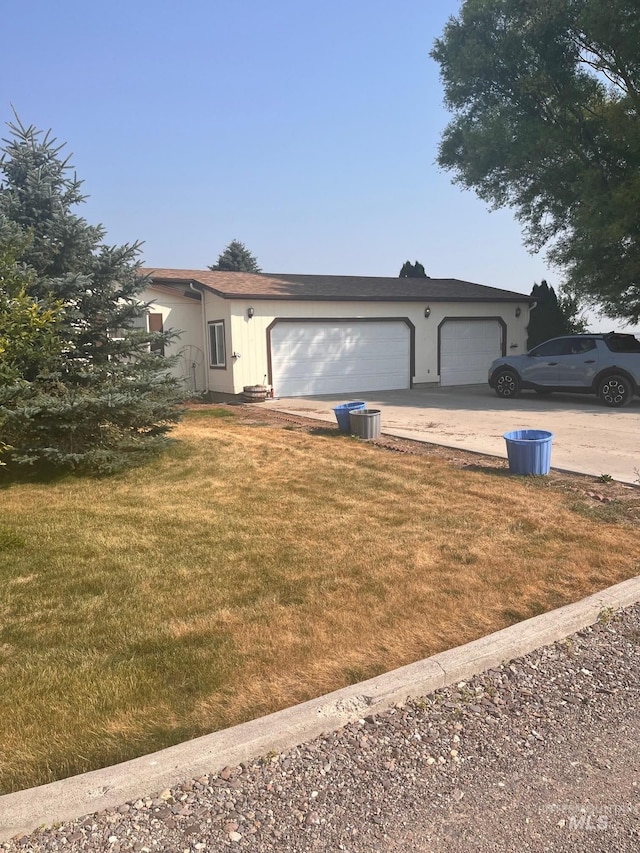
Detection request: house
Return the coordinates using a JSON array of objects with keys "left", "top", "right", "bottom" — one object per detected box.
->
[{"left": 139, "top": 269, "right": 534, "bottom": 397}]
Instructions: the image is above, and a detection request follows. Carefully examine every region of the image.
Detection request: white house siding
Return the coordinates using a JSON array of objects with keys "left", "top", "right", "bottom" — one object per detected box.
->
[
  {"left": 228, "top": 301, "right": 414, "bottom": 394},
  {"left": 200, "top": 293, "right": 235, "bottom": 394},
  {"left": 141, "top": 287, "right": 530, "bottom": 396},
  {"left": 226, "top": 300, "right": 530, "bottom": 396},
  {"left": 140, "top": 287, "right": 206, "bottom": 393}
]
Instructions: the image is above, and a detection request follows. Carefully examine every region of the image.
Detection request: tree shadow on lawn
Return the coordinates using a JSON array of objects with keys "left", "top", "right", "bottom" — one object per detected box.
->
[
  {"left": 0, "top": 439, "right": 180, "bottom": 488},
  {"left": 308, "top": 426, "right": 350, "bottom": 438},
  {"left": 461, "top": 463, "right": 535, "bottom": 479}
]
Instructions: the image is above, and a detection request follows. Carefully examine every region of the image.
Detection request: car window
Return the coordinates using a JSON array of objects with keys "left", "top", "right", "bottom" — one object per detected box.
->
[
  {"left": 604, "top": 335, "right": 640, "bottom": 353},
  {"left": 568, "top": 339, "right": 597, "bottom": 354},
  {"left": 530, "top": 339, "right": 572, "bottom": 357},
  {"left": 530, "top": 338, "right": 597, "bottom": 356}
]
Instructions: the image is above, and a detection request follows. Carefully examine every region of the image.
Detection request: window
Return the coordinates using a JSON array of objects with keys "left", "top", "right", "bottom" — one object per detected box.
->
[
  {"left": 530, "top": 339, "right": 572, "bottom": 357},
  {"left": 531, "top": 337, "right": 597, "bottom": 357},
  {"left": 108, "top": 311, "right": 149, "bottom": 342},
  {"left": 568, "top": 338, "right": 596, "bottom": 354},
  {"left": 208, "top": 320, "right": 226, "bottom": 367},
  {"left": 604, "top": 333, "right": 640, "bottom": 353},
  {"left": 148, "top": 312, "right": 165, "bottom": 356}
]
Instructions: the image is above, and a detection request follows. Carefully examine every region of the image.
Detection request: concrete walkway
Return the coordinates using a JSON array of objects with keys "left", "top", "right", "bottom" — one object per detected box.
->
[{"left": 262, "top": 385, "right": 640, "bottom": 484}]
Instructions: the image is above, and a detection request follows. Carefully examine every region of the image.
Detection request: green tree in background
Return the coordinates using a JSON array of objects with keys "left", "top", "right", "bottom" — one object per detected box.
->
[
  {"left": 527, "top": 280, "right": 589, "bottom": 349},
  {"left": 399, "top": 260, "right": 428, "bottom": 278},
  {"left": 432, "top": 0, "right": 640, "bottom": 323},
  {"left": 0, "top": 117, "right": 183, "bottom": 474},
  {"left": 210, "top": 239, "right": 261, "bottom": 272}
]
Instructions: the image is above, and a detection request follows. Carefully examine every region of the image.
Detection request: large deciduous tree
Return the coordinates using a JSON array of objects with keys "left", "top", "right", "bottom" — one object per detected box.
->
[
  {"left": 210, "top": 239, "right": 261, "bottom": 272},
  {"left": 0, "top": 117, "right": 183, "bottom": 474},
  {"left": 431, "top": 0, "right": 640, "bottom": 323}
]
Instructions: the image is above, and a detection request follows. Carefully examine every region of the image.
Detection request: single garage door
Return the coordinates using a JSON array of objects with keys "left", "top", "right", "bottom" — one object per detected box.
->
[
  {"left": 440, "top": 319, "right": 503, "bottom": 386},
  {"left": 271, "top": 320, "right": 411, "bottom": 397}
]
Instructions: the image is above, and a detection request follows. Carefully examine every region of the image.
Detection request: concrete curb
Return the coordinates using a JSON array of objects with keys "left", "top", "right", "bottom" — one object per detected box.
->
[{"left": 2, "top": 575, "right": 639, "bottom": 841}]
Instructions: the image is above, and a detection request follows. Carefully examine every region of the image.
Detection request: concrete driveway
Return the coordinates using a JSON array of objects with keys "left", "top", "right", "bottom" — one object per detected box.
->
[{"left": 262, "top": 385, "right": 640, "bottom": 484}]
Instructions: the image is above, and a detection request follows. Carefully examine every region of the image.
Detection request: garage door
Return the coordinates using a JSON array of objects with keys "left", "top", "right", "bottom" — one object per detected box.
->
[
  {"left": 271, "top": 321, "right": 410, "bottom": 397},
  {"left": 440, "top": 319, "right": 503, "bottom": 386}
]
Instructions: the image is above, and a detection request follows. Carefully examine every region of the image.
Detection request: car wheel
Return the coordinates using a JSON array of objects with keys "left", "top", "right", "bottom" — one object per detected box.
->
[
  {"left": 494, "top": 369, "right": 521, "bottom": 399},
  {"left": 598, "top": 374, "right": 633, "bottom": 407}
]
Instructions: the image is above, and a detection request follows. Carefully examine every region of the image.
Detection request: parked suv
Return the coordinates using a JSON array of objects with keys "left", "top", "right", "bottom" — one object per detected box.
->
[{"left": 488, "top": 333, "right": 640, "bottom": 407}]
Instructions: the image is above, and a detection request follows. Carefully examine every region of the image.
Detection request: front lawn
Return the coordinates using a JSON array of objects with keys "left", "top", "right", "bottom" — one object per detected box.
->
[{"left": 1, "top": 407, "right": 638, "bottom": 793}]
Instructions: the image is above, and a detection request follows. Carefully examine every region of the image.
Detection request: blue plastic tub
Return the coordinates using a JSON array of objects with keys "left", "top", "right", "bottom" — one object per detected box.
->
[
  {"left": 503, "top": 429, "right": 554, "bottom": 475},
  {"left": 333, "top": 401, "right": 366, "bottom": 432}
]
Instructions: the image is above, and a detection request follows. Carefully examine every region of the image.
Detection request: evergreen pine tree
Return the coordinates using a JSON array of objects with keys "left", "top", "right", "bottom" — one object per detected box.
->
[
  {"left": 0, "top": 117, "right": 184, "bottom": 474},
  {"left": 399, "top": 260, "right": 428, "bottom": 278},
  {"left": 526, "top": 280, "right": 588, "bottom": 349},
  {"left": 210, "top": 240, "right": 261, "bottom": 272}
]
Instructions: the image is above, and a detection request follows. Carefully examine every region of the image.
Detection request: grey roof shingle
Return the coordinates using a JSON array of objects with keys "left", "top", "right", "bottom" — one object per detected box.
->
[{"left": 141, "top": 268, "right": 532, "bottom": 303}]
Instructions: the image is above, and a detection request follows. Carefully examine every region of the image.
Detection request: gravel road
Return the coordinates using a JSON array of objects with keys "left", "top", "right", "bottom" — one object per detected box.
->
[{"left": 2, "top": 603, "right": 639, "bottom": 852}]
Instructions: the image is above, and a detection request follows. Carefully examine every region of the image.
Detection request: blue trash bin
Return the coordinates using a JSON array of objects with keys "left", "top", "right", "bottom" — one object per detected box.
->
[
  {"left": 333, "top": 401, "right": 366, "bottom": 432},
  {"left": 503, "top": 429, "right": 554, "bottom": 475}
]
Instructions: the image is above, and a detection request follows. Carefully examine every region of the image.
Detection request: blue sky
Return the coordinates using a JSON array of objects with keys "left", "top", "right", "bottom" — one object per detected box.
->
[{"left": 0, "top": 0, "right": 621, "bottom": 328}]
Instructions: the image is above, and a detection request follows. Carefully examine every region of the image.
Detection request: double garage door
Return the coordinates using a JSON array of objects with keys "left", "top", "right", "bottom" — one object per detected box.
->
[
  {"left": 439, "top": 319, "right": 504, "bottom": 386},
  {"left": 271, "top": 320, "right": 411, "bottom": 397}
]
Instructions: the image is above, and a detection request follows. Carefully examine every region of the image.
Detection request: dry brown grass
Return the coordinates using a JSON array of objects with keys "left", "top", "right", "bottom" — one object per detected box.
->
[{"left": 0, "top": 406, "right": 638, "bottom": 793}]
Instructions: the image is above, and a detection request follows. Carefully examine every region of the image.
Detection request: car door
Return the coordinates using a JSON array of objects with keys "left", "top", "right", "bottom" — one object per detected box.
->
[
  {"left": 558, "top": 338, "right": 599, "bottom": 386},
  {"left": 520, "top": 338, "right": 573, "bottom": 386},
  {"left": 521, "top": 337, "right": 599, "bottom": 388}
]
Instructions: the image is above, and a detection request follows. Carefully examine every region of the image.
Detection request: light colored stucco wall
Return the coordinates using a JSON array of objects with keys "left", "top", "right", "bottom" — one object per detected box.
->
[
  {"left": 141, "top": 287, "right": 206, "bottom": 393},
  {"left": 420, "top": 302, "right": 529, "bottom": 384},
  {"left": 223, "top": 298, "right": 530, "bottom": 394},
  {"left": 143, "top": 287, "right": 531, "bottom": 395},
  {"left": 201, "top": 293, "right": 234, "bottom": 394}
]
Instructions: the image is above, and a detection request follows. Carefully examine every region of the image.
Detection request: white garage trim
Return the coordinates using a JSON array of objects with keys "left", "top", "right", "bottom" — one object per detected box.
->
[
  {"left": 439, "top": 317, "right": 506, "bottom": 386},
  {"left": 268, "top": 318, "right": 414, "bottom": 397}
]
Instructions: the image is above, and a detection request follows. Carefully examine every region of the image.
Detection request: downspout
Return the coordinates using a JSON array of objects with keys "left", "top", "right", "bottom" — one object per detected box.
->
[{"left": 189, "top": 282, "right": 210, "bottom": 395}]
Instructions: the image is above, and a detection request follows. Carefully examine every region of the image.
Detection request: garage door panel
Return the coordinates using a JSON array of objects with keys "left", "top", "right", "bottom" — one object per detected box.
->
[
  {"left": 271, "top": 321, "right": 410, "bottom": 397},
  {"left": 440, "top": 320, "right": 503, "bottom": 386},
  {"left": 278, "top": 358, "right": 406, "bottom": 381}
]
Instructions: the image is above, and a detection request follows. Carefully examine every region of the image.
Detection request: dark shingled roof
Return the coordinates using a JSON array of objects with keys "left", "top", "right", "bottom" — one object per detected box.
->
[{"left": 141, "top": 268, "right": 532, "bottom": 304}]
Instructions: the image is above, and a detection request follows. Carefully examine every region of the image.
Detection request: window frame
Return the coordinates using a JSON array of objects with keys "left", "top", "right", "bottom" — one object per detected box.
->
[
  {"left": 530, "top": 339, "right": 573, "bottom": 357},
  {"left": 604, "top": 334, "right": 640, "bottom": 353},
  {"left": 208, "top": 320, "right": 227, "bottom": 368},
  {"left": 107, "top": 311, "right": 150, "bottom": 343},
  {"left": 148, "top": 312, "right": 165, "bottom": 356}
]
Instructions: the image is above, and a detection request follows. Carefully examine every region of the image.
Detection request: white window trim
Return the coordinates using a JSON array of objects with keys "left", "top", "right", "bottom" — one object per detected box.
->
[
  {"left": 208, "top": 320, "right": 226, "bottom": 368},
  {"left": 108, "top": 311, "right": 149, "bottom": 341}
]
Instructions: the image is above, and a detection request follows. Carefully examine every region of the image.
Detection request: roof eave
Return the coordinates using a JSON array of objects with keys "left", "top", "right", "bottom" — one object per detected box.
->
[
  {"left": 145, "top": 275, "right": 535, "bottom": 305},
  {"left": 197, "top": 293, "right": 534, "bottom": 304}
]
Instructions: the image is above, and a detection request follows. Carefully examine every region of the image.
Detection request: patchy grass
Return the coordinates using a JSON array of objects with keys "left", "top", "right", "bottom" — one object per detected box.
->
[{"left": 1, "top": 408, "right": 638, "bottom": 793}]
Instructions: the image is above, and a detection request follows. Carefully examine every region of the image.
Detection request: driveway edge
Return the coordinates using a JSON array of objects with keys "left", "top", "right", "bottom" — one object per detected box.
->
[{"left": 2, "top": 575, "right": 639, "bottom": 840}]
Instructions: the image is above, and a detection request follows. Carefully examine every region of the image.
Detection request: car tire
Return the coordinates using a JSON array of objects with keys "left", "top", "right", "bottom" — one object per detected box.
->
[
  {"left": 494, "top": 369, "right": 521, "bottom": 399},
  {"left": 598, "top": 374, "right": 633, "bottom": 407}
]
